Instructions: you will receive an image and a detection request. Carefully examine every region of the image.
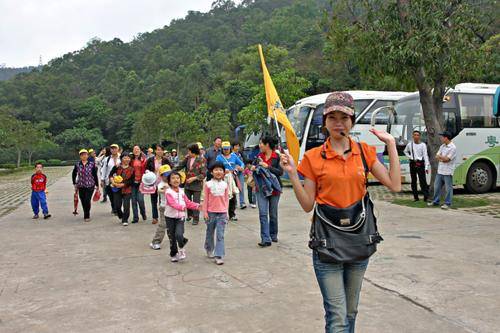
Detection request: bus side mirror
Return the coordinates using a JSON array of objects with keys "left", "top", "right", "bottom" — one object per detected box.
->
[
  {"left": 494, "top": 86, "right": 500, "bottom": 117},
  {"left": 370, "top": 106, "right": 396, "bottom": 133}
]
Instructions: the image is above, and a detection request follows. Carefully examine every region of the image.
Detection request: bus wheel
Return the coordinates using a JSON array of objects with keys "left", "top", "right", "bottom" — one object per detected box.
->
[{"left": 465, "top": 161, "right": 493, "bottom": 194}]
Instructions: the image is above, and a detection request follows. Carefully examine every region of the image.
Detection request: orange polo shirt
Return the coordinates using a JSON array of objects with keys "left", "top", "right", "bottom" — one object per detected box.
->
[{"left": 297, "top": 138, "right": 377, "bottom": 208}]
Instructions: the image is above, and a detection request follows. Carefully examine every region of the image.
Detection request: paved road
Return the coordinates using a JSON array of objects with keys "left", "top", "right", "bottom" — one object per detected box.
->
[
  {"left": 0, "top": 173, "right": 499, "bottom": 332},
  {"left": 0, "top": 166, "right": 73, "bottom": 218}
]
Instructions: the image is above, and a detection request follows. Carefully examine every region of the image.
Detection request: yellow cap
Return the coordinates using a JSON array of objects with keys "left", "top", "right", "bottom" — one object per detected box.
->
[
  {"left": 159, "top": 164, "right": 171, "bottom": 176},
  {"left": 88, "top": 149, "right": 94, "bottom": 154},
  {"left": 147, "top": 147, "right": 153, "bottom": 153},
  {"left": 221, "top": 141, "right": 231, "bottom": 148},
  {"left": 79, "top": 149, "right": 88, "bottom": 155},
  {"left": 172, "top": 149, "right": 177, "bottom": 152},
  {"left": 178, "top": 170, "right": 186, "bottom": 183},
  {"left": 197, "top": 142, "right": 204, "bottom": 149},
  {"left": 110, "top": 144, "right": 119, "bottom": 149}
]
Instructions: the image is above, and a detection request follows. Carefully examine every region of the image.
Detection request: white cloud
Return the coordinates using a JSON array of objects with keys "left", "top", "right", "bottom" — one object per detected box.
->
[{"left": 0, "top": 0, "right": 214, "bottom": 67}]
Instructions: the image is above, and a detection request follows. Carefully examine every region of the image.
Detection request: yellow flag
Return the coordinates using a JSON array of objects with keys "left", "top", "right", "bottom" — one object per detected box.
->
[{"left": 257, "top": 44, "right": 300, "bottom": 163}]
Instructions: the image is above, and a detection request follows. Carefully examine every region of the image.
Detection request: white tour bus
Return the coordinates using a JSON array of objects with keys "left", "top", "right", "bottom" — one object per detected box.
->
[
  {"left": 391, "top": 83, "right": 500, "bottom": 193},
  {"left": 285, "top": 91, "right": 411, "bottom": 164}
]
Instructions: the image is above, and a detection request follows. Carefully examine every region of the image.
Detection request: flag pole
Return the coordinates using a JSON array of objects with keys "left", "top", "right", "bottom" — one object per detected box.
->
[{"left": 273, "top": 108, "right": 283, "bottom": 152}]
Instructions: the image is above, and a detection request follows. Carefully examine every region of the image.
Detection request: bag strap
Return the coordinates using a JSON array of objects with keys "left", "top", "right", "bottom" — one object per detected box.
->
[{"left": 357, "top": 142, "right": 369, "bottom": 188}]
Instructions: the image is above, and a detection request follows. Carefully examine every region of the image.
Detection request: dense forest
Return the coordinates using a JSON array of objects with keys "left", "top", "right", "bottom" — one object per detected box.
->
[
  {"left": 0, "top": 0, "right": 497, "bottom": 165},
  {"left": 0, "top": 66, "right": 37, "bottom": 81}
]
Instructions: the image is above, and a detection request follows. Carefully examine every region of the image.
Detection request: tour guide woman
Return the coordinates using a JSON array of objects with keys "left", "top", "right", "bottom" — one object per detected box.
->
[{"left": 280, "top": 92, "right": 401, "bottom": 333}]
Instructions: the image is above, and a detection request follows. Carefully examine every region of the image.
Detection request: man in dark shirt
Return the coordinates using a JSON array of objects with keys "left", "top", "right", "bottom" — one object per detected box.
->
[{"left": 205, "top": 136, "right": 222, "bottom": 181}]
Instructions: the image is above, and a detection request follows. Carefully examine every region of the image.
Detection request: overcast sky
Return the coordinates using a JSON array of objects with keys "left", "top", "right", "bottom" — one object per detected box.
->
[{"left": 0, "top": 0, "right": 216, "bottom": 67}]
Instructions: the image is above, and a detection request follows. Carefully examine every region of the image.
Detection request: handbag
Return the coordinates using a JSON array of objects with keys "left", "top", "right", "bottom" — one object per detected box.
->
[
  {"left": 92, "top": 190, "right": 101, "bottom": 202},
  {"left": 308, "top": 142, "right": 383, "bottom": 263}
]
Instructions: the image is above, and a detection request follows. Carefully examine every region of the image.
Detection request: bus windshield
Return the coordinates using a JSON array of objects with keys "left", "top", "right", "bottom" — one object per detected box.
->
[
  {"left": 392, "top": 97, "right": 424, "bottom": 145},
  {"left": 287, "top": 105, "right": 312, "bottom": 142}
]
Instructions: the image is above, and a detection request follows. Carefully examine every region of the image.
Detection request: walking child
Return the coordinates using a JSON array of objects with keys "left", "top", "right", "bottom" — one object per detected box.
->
[
  {"left": 202, "top": 162, "right": 229, "bottom": 265},
  {"left": 150, "top": 164, "right": 172, "bottom": 250},
  {"left": 164, "top": 171, "right": 201, "bottom": 262},
  {"left": 243, "top": 163, "right": 256, "bottom": 208},
  {"left": 31, "top": 162, "right": 51, "bottom": 219}
]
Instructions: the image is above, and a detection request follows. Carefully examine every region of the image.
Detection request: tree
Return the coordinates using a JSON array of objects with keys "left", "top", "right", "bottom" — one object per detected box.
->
[
  {"left": 132, "top": 98, "right": 182, "bottom": 145},
  {"left": 325, "top": 0, "right": 494, "bottom": 186},
  {"left": 55, "top": 127, "right": 106, "bottom": 153}
]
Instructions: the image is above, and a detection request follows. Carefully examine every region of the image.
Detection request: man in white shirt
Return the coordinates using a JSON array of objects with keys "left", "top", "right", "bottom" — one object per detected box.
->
[
  {"left": 101, "top": 144, "right": 121, "bottom": 214},
  {"left": 404, "top": 130, "right": 430, "bottom": 202},
  {"left": 428, "top": 131, "right": 457, "bottom": 209}
]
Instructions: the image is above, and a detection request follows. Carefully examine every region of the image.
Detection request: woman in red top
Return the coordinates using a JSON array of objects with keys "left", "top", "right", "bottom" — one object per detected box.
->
[
  {"left": 251, "top": 136, "right": 283, "bottom": 247},
  {"left": 281, "top": 92, "right": 401, "bottom": 333},
  {"left": 109, "top": 152, "right": 135, "bottom": 226},
  {"left": 131, "top": 145, "right": 147, "bottom": 223}
]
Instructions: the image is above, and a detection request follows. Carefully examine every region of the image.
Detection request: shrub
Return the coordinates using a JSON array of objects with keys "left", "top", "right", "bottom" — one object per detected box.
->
[
  {"left": 46, "top": 159, "right": 62, "bottom": 166},
  {"left": 0, "top": 163, "right": 16, "bottom": 169},
  {"left": 34, "top": 159, "right": 47, "bottom": 165}
]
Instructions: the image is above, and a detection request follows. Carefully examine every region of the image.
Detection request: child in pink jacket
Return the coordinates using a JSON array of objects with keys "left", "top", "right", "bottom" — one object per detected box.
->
[
  {"left": 202, "top": 162, "right": 229, "bottom": 265},
  {"left": 165, "top": 171, "right": 200, "bottom": 262}
]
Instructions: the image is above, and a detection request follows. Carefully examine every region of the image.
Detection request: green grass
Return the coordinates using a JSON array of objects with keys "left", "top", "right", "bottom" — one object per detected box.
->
[{"left": 392, "top": 197, "right": 491, "bottom": 209}]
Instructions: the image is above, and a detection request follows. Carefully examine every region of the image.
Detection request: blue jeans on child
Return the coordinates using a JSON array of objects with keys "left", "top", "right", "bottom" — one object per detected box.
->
[
  {"left": 205, "top": 212, "right": 227, "bottom": 258},
  {"left": 313, "top": 252, "right": 368, "bottom": 333},
  {"left": 432, "top": 174, "right": 453, "bottom": 206},
  {"left": 31, "top": 190, "right": 49, "bottom": 215}
]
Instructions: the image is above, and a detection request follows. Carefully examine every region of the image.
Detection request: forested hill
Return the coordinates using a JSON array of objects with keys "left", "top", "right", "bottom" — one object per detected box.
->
[
  {"left": 0, "top": 0, "right": 390, "bottom": 159},
  {"left": 0, "top": 66, "right": 36, "bottom": 81}
]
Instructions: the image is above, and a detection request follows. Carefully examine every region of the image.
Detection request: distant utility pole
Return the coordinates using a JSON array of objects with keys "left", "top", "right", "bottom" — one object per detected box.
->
[{"left": 38, "top": 55, "right": 43, "bottom": 67}]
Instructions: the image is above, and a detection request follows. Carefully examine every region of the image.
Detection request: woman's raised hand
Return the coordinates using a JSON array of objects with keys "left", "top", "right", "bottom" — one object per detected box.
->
[
  {"left": 369, "top": 128, "right": 395, "bottom": 145},
  {"left": 280, "top": 151, "right": 297, "bottom": 175}
]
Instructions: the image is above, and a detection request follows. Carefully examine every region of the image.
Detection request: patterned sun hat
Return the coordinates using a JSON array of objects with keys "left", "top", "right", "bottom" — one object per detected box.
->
[{"left": 323, "top": 92, "right": 355, "bottom": 116}]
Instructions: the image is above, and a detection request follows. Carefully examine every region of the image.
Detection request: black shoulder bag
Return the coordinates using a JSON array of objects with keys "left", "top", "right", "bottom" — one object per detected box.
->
[{"left": 308, "top": 142, "right": 383, "bottom": 263}]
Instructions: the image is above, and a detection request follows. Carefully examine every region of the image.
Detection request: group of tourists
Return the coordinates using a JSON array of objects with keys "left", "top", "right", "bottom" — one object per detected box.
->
[
  {"left": 28, "top": 91, "right": 459, "bottom": 332},
  {"left": 63, "top": 135, "right": 284, "bottom": 266}
]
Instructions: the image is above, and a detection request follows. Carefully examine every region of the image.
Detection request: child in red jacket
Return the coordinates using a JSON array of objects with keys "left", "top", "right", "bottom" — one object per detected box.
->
[{"left": 31, "top": 162, "right": 51, "bottom": 219}]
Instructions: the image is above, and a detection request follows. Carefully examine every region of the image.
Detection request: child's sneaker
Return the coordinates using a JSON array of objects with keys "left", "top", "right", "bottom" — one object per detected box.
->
[
  {"left": 32, "top": 214, "right": 39, "bottom": 219},
  {"left": 122, "top": 222, "right": 128, "bottom": 226},
  {"left": 178, "top": 248, "right": 186, "bottom": 260},
  {"left": 150, "top": 243, "right": 161, "bottom": 250},
  {"left": 215, "top": 257, "right": 224, "bottom": 265},
  {"left": 441, "top": 204, "right": 450, "bottom": 210},
  {"left": 43, "top": 214, "right": 51, "bottom": 220},
  {"left": 250, "top": 204, "right": 257, "bottom": 209},
  {"left": 170, "top": 254, "right": 179, "bottom": 262},
  {"left": 206, "top": 250, "right": 215, "bottom": 259}
]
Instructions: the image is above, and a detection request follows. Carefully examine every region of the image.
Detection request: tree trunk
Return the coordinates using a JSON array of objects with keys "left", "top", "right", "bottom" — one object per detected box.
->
[
  {"left": 16, "top": 148, "right": 22, "bottom": 168},
  {"left": 28, "top": 151, "right": 33, "bottom": 165},
  {"left": 415, "top": 67, "right": 445, "bottom": 196}
]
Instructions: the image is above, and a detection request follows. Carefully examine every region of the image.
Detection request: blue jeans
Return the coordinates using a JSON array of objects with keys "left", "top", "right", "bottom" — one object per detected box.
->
[
  {"left": 313, "top": 252, "right": 368, "bottom": 333},
  {"left": 131, "top": 183, "right": 146, "bottom": 222},
  {"left": 237, "top": 171, "right": 245, "bottom": 206},
  {"left": 205, "top": 212, "right": 227, "bottom": 258},
  {"left": 255, "top": 191, "right": 280, "bottom": 243},
  {"left": 31, "top": 190, "right": 48, "bottom": 215},
  {"left": 432, "top": 174, "right": 453, "bottom": 206}
]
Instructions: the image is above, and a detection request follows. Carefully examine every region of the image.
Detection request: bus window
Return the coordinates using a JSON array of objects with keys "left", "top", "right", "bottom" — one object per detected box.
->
[
  {"left": 443, "top": 111, "right": 458, "bottom": 137},
  {"left": 458, "top": 94, "right": 495, "bottom": 128},
  {"left": 354, "top": 100, "right": 372, "bottom": 114},
  {"left": 305, "top": 104, "right": 326, "bottom": 151},
  {"left": 357, "top": 100, "right": 394, "bottom": 124},
  {"left": 288, "top": 105, "right": 312, "bottom": 141}
]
